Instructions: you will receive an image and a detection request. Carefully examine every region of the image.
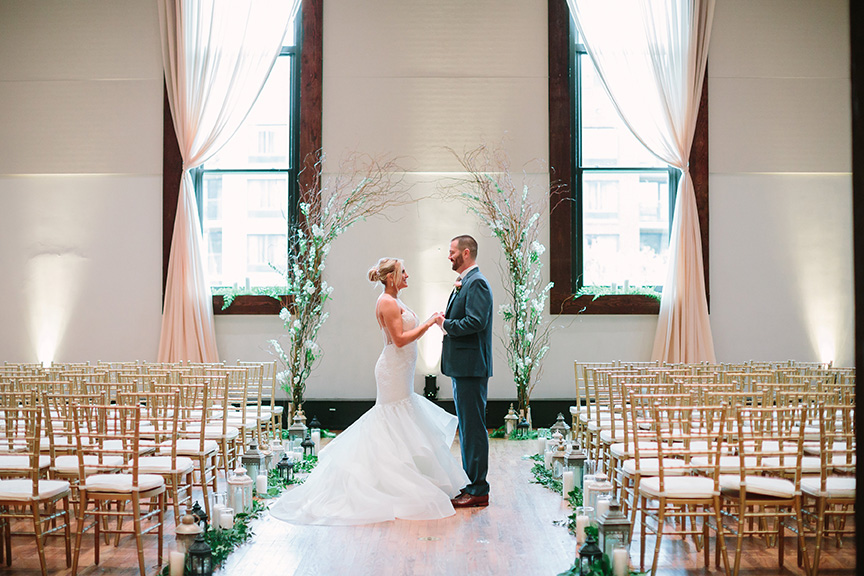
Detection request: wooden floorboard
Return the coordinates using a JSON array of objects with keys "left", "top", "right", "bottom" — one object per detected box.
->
[{"left": 1, "top": 437, "right": 856, "bottom": 576}]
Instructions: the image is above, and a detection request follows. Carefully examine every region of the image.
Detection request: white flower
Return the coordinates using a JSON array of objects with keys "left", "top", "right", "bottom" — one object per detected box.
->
[
  {"left": 531, "top": 241, "right": 546, "bottom": 256},
  {"left": 279, "top": 308, "right": 291, "bottom": 321},
  {"left": 311, "top": 224, "right": 324, "bottom": 237},
  {"left": 304, "top": 281, "right": 315, "bottom": 295},
  {"left": 276, "top": 371, "right": 290, "bottom": 386},
  {"left": 293, "top": 320, "right": 301, "bottom": 330}
]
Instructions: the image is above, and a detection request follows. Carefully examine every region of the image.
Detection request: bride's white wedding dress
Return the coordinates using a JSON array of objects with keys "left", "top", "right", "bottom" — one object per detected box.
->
[{"left": 269, "top": 300, "right": 468, "bottom": 525}]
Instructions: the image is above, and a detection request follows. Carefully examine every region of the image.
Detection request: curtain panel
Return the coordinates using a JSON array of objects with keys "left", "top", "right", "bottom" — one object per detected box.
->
[
  {"left": 566, "top": 0, "right": 716, "bottom": 362},
  {"left": 156, "top": 0, "right": 299, "bottom": 362}
]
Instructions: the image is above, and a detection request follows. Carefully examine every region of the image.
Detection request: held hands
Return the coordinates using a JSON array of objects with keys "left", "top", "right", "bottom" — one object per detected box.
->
[{"left": 426, "top": 311, "right": 445, "bottom": 328}]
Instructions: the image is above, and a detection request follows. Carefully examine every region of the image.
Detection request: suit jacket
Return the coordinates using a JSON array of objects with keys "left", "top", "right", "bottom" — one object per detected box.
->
[{"left": 441, "top": 267, "right": 493, "bottom": 378}]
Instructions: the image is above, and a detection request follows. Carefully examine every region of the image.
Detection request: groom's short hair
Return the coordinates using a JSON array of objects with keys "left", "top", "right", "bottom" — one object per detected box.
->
[{"left": 452, "top": 235, "right": 478, "bottom": 260}]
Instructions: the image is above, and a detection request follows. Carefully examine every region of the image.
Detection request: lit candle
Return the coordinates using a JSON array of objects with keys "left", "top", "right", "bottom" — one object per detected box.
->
[
  {"left": 169, "top": 550, "right": 185, "bottom": 576},
  {"left": 256, "top": 474, "right": 268, "bottom": 495},
  {"left": 211, "top": 504, "right": 225, "bottom": 531},
  {"left": 562, "top": 471, "right": 575, "bottom": 500},
  {"left": 576, "top": 514, "right": 589, "bottom": 544},
  {"left": 612, "top": 547, "right": 629, "bottom": 576},
  {"left": 537, "top": 437, "right": 546, "bottom": 455},
  {"left": 311, "top": 430, "right": 321, "bottom": 452},
  {"left": 220, "top": 509, "right": 234, "bottom": 530}
]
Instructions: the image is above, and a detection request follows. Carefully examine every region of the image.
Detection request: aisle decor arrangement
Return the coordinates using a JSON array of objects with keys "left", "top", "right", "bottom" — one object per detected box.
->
[
  {"left": 271, "top": 151, "right": 410, "bottom": 410},
  {"left": 446, "top": 144, "right": 555, "bottom": 421},
  {"left": 163, "top": 455, "right": 319, "bottom": 576}
]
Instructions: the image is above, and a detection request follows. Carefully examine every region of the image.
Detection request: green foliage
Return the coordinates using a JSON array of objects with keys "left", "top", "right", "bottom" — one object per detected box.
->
[
  {"left": 575, "top": 285, "right": 661, "bottom": 301},
  {"left": 488, "top": 425, "right": 540, "bottom": 440},
  {"left": 212, "top": 285, "right": 287, "bottom": 310}
]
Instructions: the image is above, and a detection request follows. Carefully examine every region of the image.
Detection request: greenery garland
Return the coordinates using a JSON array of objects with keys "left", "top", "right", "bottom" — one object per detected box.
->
[
  {"left": 162, "top": 455, "right": 319, "bottom": 575},
  {"left": 488, "top": 424, "right": 540, "bottom": 440}
]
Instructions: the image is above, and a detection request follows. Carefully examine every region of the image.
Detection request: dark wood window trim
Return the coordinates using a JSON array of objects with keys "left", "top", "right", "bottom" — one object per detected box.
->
[
  {"left": 162, "top": 0, "right": 323, "bottom": 315},
  {"left": 547, "top": 0, "right": 709, "bottom": 315}
]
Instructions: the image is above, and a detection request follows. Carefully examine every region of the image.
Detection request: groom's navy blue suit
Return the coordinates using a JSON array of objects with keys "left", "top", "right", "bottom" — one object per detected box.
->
[{"left": 441, "top": 267, "right": 493, "bottom": 497}]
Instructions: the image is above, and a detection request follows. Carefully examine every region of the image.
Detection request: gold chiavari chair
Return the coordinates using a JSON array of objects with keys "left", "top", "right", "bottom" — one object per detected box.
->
[
  {"left": 119, "top": 390, "right": 193, "bottom": 524},
  {"left": 191, "top": 373, "right": 240, "bottom": 477},
  {"left": 0, "top": 394, "right": 72, "bottom": 575},
  {"left": 800, "top": 403, "right": 855, "bottom": 576},
  {"left": 70, "top": 402, "right": 165, "bottom": 576},
  {"left": 571, "top": 362, "right": 619, "bottom": 452},
  {"left": 637, "top": 400, "right": 731, "bottom": 576},
  {"left": 156, "top": 381, "right": 219, "bottom": 519},
  {"left": 717, "top": 404, "right": 807, "bottom": 576}
]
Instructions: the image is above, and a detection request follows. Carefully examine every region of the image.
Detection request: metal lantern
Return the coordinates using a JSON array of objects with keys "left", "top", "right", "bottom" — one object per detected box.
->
[
  {"left": 578, "top": 532, "right": 603, "bottom": 576},
  {"left": 288, "top": 411, "right": 308, "bottom": 447},
  {"left": 423, "top": 374, "right": 439, "bottom": 401},
  {"left": 504, "top": 403, "right": 519, "bottom": 436},
  {"left": 301, "top": 431, "right": 316, "bottom": 457},
  {"left": 550, "top": 412, "right": 571, "bottom": 440},
  {"left": 562, "top": 448, "right": 587, "bottom": 490},
  {"left": 189, "top": 500, "right": 208, "bottom": 531},
  {"left": 516, "top": 415, "right": 530, "bottom": 439},
  {"left": 598, "top": 499, "right": 632, "bottom": 558},
  {"left": 309, "top": 415, "right": 322, "bottom": 434},
  {"left": 226, "top": 467, "right": 254, "bottom": 514},
  {"left": 277, "top": 453, "right": 294, "bottom": 483},
  {"left": 175, "top": 509, "right": 203, "bottom": 554},
  {"left": 241, "top": 442, "right": 266, "bottom": 482},
  {"left": 186, "top": 533, "right": 214, "bottom": 576}
]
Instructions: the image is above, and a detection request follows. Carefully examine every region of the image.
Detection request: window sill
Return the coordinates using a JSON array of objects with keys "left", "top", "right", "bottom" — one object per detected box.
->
[
  {"left": 551, "top": 293, "right": 661, "bottom": 315},
  {"left": 212, "top": 295, "right": 286, "bottom": 315}
]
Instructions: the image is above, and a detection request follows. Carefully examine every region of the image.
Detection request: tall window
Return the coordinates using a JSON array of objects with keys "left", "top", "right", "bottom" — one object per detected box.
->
[
  {"left": 195, "top": 18, "right": 301, "bottom": 291},
  {"left": 573, "top": 26, "right": 678, "bottom": 291},
  {"left": 547, "top": 0, "right": 708, "bottom": 314}
]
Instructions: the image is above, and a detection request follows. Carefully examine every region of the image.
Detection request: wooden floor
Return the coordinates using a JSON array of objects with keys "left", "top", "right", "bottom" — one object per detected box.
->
[{"left": 1, "top": 438, "right": 856, "bottom": 576}]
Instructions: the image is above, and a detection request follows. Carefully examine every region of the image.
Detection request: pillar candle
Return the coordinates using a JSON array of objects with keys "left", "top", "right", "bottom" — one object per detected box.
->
[
  {"left": 536, "top": 437, "right": 546, "bottom": 455},
  {"left": 220, "top": 509, "right": 234, "bottom": 530},
  {"left": 311, "top": 430, "right": 321, "bottom": 452},
  {"left": 576, "top": 514, "right": 589, "bottom": 545},
  {"left": 169, "top": 551, "right": 185, "bottom": 576},
  {"left": 562, "top": 471, "right": 575, "bottom": 499},
  {"left": 256, "top": 474, "right": 268, "bottom": 495},
  {"left": 612, "top": 547, "right": 629, "bottom": 576},
  {"left": 211, "top": 504, "right": 225, "bottom": 531},
  {"left": 544, "top": 451, "right": 553, "bottom": 470},
  {"left": 596, "top": 497, "right": 610, "bottom": 519}
]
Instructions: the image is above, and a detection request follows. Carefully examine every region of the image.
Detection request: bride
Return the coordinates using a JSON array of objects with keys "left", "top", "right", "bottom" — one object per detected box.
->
[{"left": 269, "top": 257, "right": 469, "bottom": 525}]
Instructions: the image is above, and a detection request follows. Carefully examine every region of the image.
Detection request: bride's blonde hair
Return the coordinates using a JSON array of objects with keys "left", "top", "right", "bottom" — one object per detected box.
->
[{"left": 368, "top": 257, "right": 404, "bottom": 287}]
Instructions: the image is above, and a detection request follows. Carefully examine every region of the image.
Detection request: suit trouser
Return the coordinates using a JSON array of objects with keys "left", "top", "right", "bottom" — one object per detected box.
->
[{"left": 451, "top": 375, "right": 489, "bottom": 496}]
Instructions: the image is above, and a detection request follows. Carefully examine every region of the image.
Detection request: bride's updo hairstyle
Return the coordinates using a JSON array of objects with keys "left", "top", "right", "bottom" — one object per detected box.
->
[{"left": 368, "top": 257, "right": 404, "bottom": 287}]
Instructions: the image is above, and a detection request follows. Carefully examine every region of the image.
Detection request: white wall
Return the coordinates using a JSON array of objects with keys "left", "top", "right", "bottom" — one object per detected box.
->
[{"left": 0, "top": 0, "right": 853, "bottom": 402}]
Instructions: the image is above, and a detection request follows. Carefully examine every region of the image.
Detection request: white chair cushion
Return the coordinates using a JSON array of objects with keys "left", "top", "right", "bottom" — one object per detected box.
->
[
  {"left": 161, "top": 439, "right": 219, "bottom": 456},
  {"left": 801, "top": 476, "right": 855, "bottom": 499},
  {"left": 570, "top": 405, "right": 589, "bottom": 415},
  {"left": 138, "top": 456, "right": 194, "bottom": 475},
  {"left": 692, "top": 455, "right": 757, "bottom": 474},
  {"left": 103, "top": 439, "right": 157, "bottom": 455},
  {"left": 599, "top": 429, "right": 628, "bottom": 444},
  {"left": 84, "top": 473, "right": 165, "bottom": 493},
  {"left": 187, "top": 424, "right": 240, "bottom": 440},
  {"left": 0, "top": 479, "right": 70, "bottom": 501},
  {"left": 271, "top": 406, "right": 283, "bottom": 415},
  {"left": 639, "top": 476, "right": 717, "bottom": 499},
  {"left": 54, "top": 455, "right": 125, "bottom": 475},
  {"left": 719, "top": 474, "right": 796, "bottom": 498},
  {"left": 0, "top": 454, "right": 50, "bottom": 471},
  {"left": 610, "top": 441, "right": 659, "bottom": 459},
  {"left": 622, "top": 458, "right": 688, "bottom": 476}
]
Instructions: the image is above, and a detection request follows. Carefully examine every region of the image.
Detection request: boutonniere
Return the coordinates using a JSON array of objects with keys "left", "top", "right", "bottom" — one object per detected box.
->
[{"left": 454, "top": 279, "right": 462, "bottom": 293}]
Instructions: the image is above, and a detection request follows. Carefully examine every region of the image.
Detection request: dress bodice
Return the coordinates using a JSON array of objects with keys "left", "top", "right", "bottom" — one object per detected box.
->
[{"left": 375, "top": 299, "right": 418, "bottom": 405}]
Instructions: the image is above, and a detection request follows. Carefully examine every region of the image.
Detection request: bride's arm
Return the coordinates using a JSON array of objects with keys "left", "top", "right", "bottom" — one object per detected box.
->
[{"left": 379, "top": 297, "right": 440, "bottom": 348}]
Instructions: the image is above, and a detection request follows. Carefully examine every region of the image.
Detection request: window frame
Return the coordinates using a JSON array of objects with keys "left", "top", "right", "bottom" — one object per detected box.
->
[
  {"left": 547, "top": 0, "right": 709, "bottom": 315},
  {"left": 162, "top": 0, "right": 323, "bottom": 315}
]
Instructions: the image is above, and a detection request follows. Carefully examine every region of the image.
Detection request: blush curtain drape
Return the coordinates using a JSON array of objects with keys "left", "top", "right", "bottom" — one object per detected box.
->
[
  {"left": 566, "top": 0, "right": 716, "bottom": 363},
  {"left": 156, "top": 0, "right": 299, "bottom": 362}
]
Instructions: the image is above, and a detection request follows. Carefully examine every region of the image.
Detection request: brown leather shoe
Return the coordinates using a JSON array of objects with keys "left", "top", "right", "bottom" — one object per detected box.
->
[{"left": 451, "top": 492, "right": 489, "bottom": 508}]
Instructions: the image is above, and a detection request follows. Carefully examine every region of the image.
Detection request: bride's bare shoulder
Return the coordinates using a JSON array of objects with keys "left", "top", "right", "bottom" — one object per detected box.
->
[{"left": 376, "top": 294, "right": 399, "bottom": 313}]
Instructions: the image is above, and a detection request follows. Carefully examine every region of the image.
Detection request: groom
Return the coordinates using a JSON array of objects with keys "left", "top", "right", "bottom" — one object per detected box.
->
[{"left": 438, "top": 235, "right": 493, "bottom": 508}]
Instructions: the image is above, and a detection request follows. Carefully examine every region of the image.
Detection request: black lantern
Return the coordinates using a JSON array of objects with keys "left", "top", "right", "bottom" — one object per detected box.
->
[
  {"left": 578, "top": 532, "right": 603, "bottom": 576},
  {"left": 309, "top": 416, "right": 322, "bottom": 433},
  {"left": 277, "top": 453, "right": 294, "bottom": 483},
  {"left": 186, "top": 533, "right": 214, "bottom": 576},
  {"left": 424, "top": 374, "right": 439, "bottom": 401},
  {"left": 301, "top": 432, "right": 316, "bottom": 457},
  {"left": 516, "top": 416, "right": 530, "bottom": 439},
  {"left": 190, "top": 500, "right": 208, "bottom": 531}
]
